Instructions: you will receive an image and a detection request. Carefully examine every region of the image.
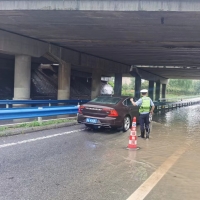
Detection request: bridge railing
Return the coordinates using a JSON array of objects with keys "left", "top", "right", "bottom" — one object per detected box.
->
[
  {"left": 0, "top": 106, "right": 79, "bottom": 120},
  {"left": 154, "top": 99, "right": 200, "bottom": 113},
  {"left": 158, "top": 95, "right": 200, "bottom": 103},
  {"left": 0, "top": 99, "right": 89, "bottom": 108},
  {"left": 0, "top": 99, "right": 90, "bottom": 121}
]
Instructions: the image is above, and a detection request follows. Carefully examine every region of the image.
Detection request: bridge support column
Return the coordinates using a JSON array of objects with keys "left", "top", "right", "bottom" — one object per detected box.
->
[
  {"left": 57, "top": 62, "right": 71, "bottom": 100},
  {"left": 148, "top": 81, "right": 154, "bottom": 101},
  {"left": 135, "top": 73, "right": 141, "bottom": 99},
  {"left": 162, "top": 84, "right": 166, "bottom": 100},
  {"left": 114, "top": 73, "right": 122, "bottom": 96},
  {"left": 91, "top": 70, "right": 101, "bottom": 99},
  {"left": 156, "top": 81, "right": 161, "bottom": 101},
  {"left": 13, "top": 55, "right": 31, "bottom": 100}
]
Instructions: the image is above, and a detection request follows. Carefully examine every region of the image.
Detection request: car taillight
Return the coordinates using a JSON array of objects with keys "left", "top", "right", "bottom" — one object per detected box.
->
[
  {"left": 103, "top": 108, "right": 118, "bottom": 117},
  {"left": 108, "top": 109, "right": 118, "bottom": 117},
  {"left": 78, "top": 106, "right": 85, "bottom": 114}
]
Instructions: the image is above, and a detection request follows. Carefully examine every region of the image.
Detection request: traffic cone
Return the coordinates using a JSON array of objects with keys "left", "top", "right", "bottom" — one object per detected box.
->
[{"left": 127, "top": 117, "right": 139, "bottom": 150}]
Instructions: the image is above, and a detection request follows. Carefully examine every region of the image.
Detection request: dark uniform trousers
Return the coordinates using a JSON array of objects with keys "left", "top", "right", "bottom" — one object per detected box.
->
[{"left": 139, "top": 113, "right": 150, "bottom": 133}]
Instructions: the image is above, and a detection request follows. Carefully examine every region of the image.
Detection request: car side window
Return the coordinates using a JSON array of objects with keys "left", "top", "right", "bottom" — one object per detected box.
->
[
  {"left": 126, "top": 98, "right": 133, "bottom": 106},
  {"left": 123, "top": 99, "right": 127, "bottom": 106}
]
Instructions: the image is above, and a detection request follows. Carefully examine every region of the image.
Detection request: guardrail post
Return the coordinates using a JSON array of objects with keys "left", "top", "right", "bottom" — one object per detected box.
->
[
  {"left": 77, "top": 103, "right": 80, "bottom": 117},
  {"left": 38, "top": 107, "right": 43, "bottom": 123},
  {"left": 161, "top": 105, "right": 164, "bottom": 113},
  {"left": 49, "top": 99, "right": 51, "bottom": 107}
]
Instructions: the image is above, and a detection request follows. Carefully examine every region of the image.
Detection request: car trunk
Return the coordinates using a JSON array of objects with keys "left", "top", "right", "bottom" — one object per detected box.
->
[{"left": 81, "top": 103, "right": 115, "bottom": 118}]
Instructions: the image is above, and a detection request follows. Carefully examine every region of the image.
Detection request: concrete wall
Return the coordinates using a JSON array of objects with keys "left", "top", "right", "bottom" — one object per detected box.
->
[{"left": 0, "top": 0, "right": 199, "bottom": 12}]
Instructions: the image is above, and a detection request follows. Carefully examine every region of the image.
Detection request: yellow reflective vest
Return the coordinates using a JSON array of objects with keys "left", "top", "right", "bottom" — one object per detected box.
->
[{"left": 139, "top": 96, "right": 151, "bottom": 113}]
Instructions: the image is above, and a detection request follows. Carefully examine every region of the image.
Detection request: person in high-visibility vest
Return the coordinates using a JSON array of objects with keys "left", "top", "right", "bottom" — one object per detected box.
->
[{"left": 130, "top": 89, "right": 155, "bottom": 139}]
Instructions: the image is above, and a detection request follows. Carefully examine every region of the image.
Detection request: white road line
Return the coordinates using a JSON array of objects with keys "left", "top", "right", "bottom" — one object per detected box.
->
[
  {"left": 127, "top": 141, "right": 192, "bottom": 200},
  {"left": 0, "top": 129, "right": 85, "bottom": 149}
]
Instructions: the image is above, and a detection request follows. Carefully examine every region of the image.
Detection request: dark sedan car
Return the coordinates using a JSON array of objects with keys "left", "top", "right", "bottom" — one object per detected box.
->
[{"left": 77, "top": 96, "right": 139, "bottom": 132}]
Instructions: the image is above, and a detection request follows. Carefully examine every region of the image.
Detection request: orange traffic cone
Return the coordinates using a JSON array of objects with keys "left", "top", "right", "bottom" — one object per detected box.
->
[{"left": 127, "top": 117, "right": 139, "bottom": 150}]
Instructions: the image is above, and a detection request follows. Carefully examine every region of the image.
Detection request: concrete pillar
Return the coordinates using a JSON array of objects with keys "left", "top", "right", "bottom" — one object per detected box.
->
[
  {"left": 155, "top": 81, "right": 161, "bottom": 101},
  {"left": 114, "top": 73, "right": 122, "bottom": 96},
  {"left": 13, "top": 55, "right": 31, "bottom": 100},
  {"left": 57, "top": 62, "right": 71, "bottom": 100},
  {"left": 162, "top": 84, "right": 166, "bottom": 99},
  {"left": 91, "top": 70, "right": 101, "bottom": 99},
  {"left": 135, "top": 73, "right": 141, "bottom": 99},
  {"left": 148, "top": 81, "right": 154, "bottom": 101}
]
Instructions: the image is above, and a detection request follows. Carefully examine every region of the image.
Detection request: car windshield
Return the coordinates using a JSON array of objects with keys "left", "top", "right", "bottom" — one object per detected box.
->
[{"left": 90, "top": 97, "right": 121, "bottom": 105}]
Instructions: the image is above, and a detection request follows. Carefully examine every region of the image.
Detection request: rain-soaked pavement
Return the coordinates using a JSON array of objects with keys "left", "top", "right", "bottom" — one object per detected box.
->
[{"left": 0, "top": 104, "right": 200, "bottom": 200}]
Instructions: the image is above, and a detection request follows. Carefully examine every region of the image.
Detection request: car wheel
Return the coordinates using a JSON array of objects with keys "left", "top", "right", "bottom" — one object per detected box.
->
[{"left": 123, "top": 116, "right": 131, "bottom": 132}]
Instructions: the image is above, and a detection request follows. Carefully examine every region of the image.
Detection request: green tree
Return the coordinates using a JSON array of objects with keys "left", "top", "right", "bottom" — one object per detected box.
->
[
  {"left": 108, "top": 79, "right": 114, "bottom": 88},
  {"left": 141, "top": 80, "right": 148, "bottom": 89},
  {"left": 193, "top": 80, "right": 200, "bottom": 94},
  {"left": 167, "top": 79, "right": 195, "bottom": 96},
  {"left": 129, "top": 78, "right": 135, "bottom": 90}
]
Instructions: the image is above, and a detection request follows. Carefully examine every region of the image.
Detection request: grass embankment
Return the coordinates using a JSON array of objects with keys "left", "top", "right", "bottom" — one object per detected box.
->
[{"left": 0, "top": 118, "right": 76, "bottom": 133}]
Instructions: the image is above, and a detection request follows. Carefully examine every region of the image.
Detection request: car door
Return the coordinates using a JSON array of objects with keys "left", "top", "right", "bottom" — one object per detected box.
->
[{"left": 126, "top": 98, "right": 140, "bottom": 122}]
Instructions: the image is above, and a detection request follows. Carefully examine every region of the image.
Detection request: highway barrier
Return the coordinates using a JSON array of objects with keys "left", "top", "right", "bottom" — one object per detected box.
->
[
  {"left": 154, "top": 100, "right": 200, "bottom": 113},
  {"left": 0, "top": 106, "right": 78, "bottom": 120},
  {"left": 0, "top": 99, "right": 89, "bottom": 108}
]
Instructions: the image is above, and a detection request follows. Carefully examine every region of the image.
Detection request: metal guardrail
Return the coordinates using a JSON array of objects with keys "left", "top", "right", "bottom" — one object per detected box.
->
[
  {"left": 154, "top": 100, "right": 200, "bottom": 113},
  {"left": 0, "top": 106, "right": 79, "bottom": 120},
  {"left": 0, "top": 99, "right": 89, "bottom": 108},
  {"left": 159, "top": 96, "right": 200, "bottom": 102},
  {"left": 1, "top": 97, "right": 199, "bottom": 121},
  {"left": 155, "top": 96, "right": 200, "bottom": 106}
]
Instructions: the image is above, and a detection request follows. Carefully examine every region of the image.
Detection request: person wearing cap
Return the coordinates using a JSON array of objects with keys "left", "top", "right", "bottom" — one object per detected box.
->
[{"left": 130, "top": 89, "right": 155, "bottom": 139}]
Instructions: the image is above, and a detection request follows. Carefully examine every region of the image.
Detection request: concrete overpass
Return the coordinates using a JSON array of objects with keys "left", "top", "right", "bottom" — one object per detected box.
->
[{"left": 0, "top": 0, "right": 200, "bottom": 101}]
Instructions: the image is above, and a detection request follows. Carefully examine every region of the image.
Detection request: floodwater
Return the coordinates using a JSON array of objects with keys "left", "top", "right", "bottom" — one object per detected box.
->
[{"left": 133, "top": 104, "right": 200, "bottom": 200}]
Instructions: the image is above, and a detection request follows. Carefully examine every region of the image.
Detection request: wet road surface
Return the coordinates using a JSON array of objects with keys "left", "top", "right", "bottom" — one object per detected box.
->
[{"left": 0, "top": 105, "right": 200, "bottom": 200}]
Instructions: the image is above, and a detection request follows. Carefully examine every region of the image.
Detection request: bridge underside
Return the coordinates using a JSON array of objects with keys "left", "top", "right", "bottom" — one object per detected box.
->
[{"left": 0, "top": 10, "right": 200, "bottom": 79}]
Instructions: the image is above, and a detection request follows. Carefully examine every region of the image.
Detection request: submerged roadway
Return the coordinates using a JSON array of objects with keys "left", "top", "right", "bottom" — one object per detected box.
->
[{"left": 0, "top": 104, "right": 200, "bottom": 200}]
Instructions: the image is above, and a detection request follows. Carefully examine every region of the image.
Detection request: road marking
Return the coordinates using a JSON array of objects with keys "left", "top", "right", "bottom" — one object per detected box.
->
[
  {"left": 0, "top": 129, "right": 85, "bottom": 149},
  {"left": 127, "top": 141, "right": 192, "bottom": 200}
]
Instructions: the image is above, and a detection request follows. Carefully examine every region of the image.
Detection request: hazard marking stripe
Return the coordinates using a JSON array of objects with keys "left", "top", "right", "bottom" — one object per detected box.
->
[
  {"left": 0, "top": 129, "right": 85, "bottom": 149},
  {"left": 126, "top": 141, "right": 192, "bottom": 200}
]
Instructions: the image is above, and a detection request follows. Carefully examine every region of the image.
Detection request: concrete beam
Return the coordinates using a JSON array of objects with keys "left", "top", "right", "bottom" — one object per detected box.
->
[
  {"left": 91, "top": 69, "right": 102, "bottom": 99},
  {"left": 135, "top": 67, "right": 168, "bottom": 84},
  {"left": 0, "top": 30, "right": 48, "bottom": 57},
  {"left": 57, "top": 62, "right": 71, "bottom": 100},
  {"left": 135, "top": 73, "right": 141, "bottom": 99},
  {"left": 155, "top": 81, "right": 161, "bottom": 101},
  {"left": 148, "top": 81, "right": 154, "bottom": 101},
  {"left": 13, "top": 55, "right": 31, "bottom": 100},
  {"left": 162, "top": 84, "right": 166, "bottom": 99},
  {"left": 48, "top": 44, "right": 130, "bottom": 74},
  {"left": 1, "top": 0, "right": 200, "bottom": 12},
  {"left": 0, "top": 30, "right": 129, "bottom": 75},
  {"left": 114, "top": 73, "right": 122, "bottom": 96}
]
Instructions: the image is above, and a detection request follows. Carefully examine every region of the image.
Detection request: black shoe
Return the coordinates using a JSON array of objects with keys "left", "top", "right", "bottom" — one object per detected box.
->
[
  {"left": 138, "top": 135, "right": 145, "bottom": 138},
  {"left": 139, "top": 131, "right": 145, "bottom": 138},
  {"left": 146, "top": 128, "right": 150, "bottom": 139}
]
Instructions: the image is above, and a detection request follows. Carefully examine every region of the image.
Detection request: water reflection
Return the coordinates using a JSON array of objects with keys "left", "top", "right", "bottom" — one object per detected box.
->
[{"left": 153, "top": 104, "right": 200, "bottom": 131}]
